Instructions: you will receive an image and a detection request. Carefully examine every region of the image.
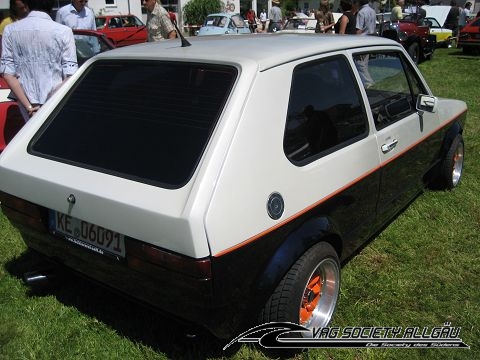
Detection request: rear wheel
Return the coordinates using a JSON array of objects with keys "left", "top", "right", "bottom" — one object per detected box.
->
[
  {"left": 408, "top": 42, "right": 420, "bottom": 64},
  {"left": 259, "top": 242, "right": 340, "bottom": 337},
  {"left": 439, "top": 134, "right": 464, "bottom": 189}
]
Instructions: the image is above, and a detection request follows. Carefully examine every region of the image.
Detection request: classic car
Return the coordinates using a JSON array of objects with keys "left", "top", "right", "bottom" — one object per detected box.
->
[
  {"left": 458, "top": 16, "right": 480, "bottom": 54},
  {"left": 423, "top": 5, "right": 455, "bottom": 47},
  {"left": 0, "top": 34, "right": 466, "bottom": 340},
  {"left": 95, "top": 14, "right": 147, "bottom": 46},
  {"left": 425, "top": 17, "right": 453, "bottom": 47},
  {"left": 379, "top": 15, "right": 436, "bottom": 63},
  {"left": 197, "top": 13, "right": 251, "bottom": 36},
  {"left": 281, "top": 16, "right": 316, "bottom": 33},
  {"left": 0, "top": 29, "right": 114, "bottom": 152}
]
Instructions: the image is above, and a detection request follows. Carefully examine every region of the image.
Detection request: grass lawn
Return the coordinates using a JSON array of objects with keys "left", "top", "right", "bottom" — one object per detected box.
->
[{"left": 0, "top": 47, "right": 479, "bottom": 360}]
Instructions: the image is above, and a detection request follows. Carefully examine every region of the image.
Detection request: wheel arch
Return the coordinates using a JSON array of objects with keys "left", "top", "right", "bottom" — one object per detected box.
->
[
  {"left": 439, "top": 121, "right": 464, "bottom": 159},
  {"left": 255, "top": 216, "right": 343, "bottom": 295}
]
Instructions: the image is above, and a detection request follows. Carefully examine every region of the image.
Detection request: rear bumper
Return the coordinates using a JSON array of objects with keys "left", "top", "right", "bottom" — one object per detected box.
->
[{"left": 0, "top": 192, "right": 236, "bottom": 337}]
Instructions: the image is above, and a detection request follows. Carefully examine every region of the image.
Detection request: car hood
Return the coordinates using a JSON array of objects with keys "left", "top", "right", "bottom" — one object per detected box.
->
[{"left": 423, "top": 5, "right": 451, "bottom": 26}]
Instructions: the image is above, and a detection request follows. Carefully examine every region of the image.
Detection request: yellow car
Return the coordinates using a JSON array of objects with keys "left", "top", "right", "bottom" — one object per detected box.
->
[{"left": 425, "top": 16, "right": 453, "bottom": 47}]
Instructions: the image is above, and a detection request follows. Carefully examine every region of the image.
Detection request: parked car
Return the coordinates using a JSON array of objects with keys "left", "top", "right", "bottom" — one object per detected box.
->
[
  {"left": 379, "top": 16, "right": 436, "bottom": 63},
  {"left": 73, "top": 29, "right": 115, "bottom": 65},
  {"left": 0, "top": 34, "right": 467, "bottom": 340},
  {"left": 424, "top": 17, "right": 453, "bottom": 47},
  {"left": 281, "top": 16, "right": 316, "bottom": 33},
  {"left": 422, "top": 5, "right": 454, "bottom": 47},
  {"left": 458, "top": 16, "right": 480, "bottom": 54},
  {"left": 197, "top": 13, "right": 251, "bottom": 36},
  {"left": 95, "top": 14, "right": 147, "bottom": 46},
  {"left": 0, "top": 29, "right": 114, "bottom": 152}
]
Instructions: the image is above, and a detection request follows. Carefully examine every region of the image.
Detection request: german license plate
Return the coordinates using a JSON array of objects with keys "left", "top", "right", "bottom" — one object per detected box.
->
[{"left": 49, "top": 211, "right": 125, "bottom": 259}]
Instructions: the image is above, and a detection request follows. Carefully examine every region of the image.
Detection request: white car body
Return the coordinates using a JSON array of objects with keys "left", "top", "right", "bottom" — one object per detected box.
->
[{"left": 0, "top": 34, "right": 467, "bottom": 339}]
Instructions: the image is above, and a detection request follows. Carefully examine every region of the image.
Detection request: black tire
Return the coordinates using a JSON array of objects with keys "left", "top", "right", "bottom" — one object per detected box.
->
[
  {"left": 408, "top": 42, "right": 420, "bottom": 64},
  {"left": 259, "top": 242, "right": 340, "bottom": 337},
  {"left": 439, "top": 134, "right": 464, "bottom": 189}
]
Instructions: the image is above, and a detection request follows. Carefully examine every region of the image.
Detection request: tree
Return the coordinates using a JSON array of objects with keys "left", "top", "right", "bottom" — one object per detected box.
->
[{"left": 183, "top": 0, "right": 225, "bottom": 26}]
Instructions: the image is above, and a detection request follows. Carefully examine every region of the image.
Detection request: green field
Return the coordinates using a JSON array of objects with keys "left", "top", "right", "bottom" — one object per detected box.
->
[{"left": 0, "top": 47, "right": 479, "bottom": 360}]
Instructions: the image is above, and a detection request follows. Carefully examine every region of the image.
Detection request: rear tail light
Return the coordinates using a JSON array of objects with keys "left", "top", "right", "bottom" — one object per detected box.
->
[{"left": 126, "top": 238, "right": 212, "bottom": 280}]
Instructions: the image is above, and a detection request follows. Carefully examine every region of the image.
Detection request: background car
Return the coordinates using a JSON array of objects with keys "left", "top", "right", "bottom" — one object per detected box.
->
[
  {"left": 0, "top": 30, "right": 115, "bottom": 152},
  {"left": 281, "top": 16, "right": 316, "bottom": 33},
  {"left": 379, "top": 16, "right": 436, "bottom": 63},
  {"left": 95, "top": 14, "right": 147, "bottom": 46},
  {"left": 197, "top": 13, "right": 251, "bottom": 36},
  {"left": 458, "top": 16, "right": 480, "bottom": 54},
  {"left": 424, "top": 17, "right": 453, "bottom": 47},
  {"left": 73, "top": 29, "right": 115, "bottom": 65}
]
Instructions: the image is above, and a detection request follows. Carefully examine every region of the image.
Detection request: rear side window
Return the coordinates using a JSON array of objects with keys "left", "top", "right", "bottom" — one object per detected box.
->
[
  {"left": 284, "top": 56, "right": 368, "bottom": 165},
  {"left": 29, "top": 61, "right": 237, "bottom": 189}
]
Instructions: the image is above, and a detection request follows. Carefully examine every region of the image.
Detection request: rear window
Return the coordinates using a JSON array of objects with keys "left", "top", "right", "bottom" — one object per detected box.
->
[{"left": 29, "top": 60, "right": 237, "bottom": 189}]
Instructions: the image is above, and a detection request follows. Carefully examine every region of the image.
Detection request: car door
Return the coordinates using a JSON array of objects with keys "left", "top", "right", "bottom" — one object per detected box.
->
[
  {"left": 119, "top": 16, "right": 147, "bottom": 46},
  {"left": 353, "top": 50, "right": 440, "bottom": 222}
]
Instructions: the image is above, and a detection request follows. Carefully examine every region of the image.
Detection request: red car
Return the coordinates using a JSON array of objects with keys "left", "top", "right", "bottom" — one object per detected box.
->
[
  {"left": 95, "top": 15, "right": 147, "bottom": 47},
  {"left": 458, "top": 16, "right": 480, "bottom": 54},
  {"left": 0, "top": 30, "right": 114, "bottom": 152}
]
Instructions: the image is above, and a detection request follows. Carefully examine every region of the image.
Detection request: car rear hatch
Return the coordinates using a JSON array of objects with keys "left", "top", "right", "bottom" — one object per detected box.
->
[{"left": 0, "top": 59, "right": 239, "bottom": 260}]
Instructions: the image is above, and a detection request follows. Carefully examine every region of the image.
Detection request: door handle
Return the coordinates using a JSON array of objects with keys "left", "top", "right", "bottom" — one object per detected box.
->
[{"left": 381, "top": 139, "right": 398, "bottom": 153}]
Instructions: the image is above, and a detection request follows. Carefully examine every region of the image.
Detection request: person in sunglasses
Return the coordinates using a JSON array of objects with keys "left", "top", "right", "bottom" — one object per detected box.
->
[{"left": 55, "top": 0, "right": 96, "bottom": 30}]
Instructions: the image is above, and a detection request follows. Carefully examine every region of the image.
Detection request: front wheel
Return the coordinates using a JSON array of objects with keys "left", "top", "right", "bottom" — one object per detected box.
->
[
  {"left": 408, "top": 42, "right": 420, "bottom": 64},
  {"left": 439, "top": 134, "right": 464, "bottom": 189},
  {"left": 259, "top": 242, "right": 340, "bottom": 337}
]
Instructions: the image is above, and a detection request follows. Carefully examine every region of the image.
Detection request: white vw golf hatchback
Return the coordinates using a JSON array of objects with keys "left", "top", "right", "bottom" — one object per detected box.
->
[{"left": 0, "top": 34, "right": 466, "bottom": 339}]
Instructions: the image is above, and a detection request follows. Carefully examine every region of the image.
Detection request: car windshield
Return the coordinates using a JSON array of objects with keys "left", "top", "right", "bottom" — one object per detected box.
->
[
  {"left": 283, "top": 18, "right": 315, "bottom": 30},
  {"left": 425, "top": 17, "right": 440, "bottom": 28},
  {"left": 29, "top": 61, "right": 238, "bottom": 189},
  {"left": 204, "top": 16, "right": 228, "bottom": 27},
  {"left": 74, "top": 35, "right": 110, "bottom": 65},
  {"left": 95, "top": 17, "right": 106, "bottom": 29}
]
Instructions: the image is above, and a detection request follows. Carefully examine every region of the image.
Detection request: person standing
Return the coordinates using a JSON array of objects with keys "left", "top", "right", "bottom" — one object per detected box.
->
[
  {"left": 390, "top": 0, "right": 404, "bottom": 21},
  {"left": 55, "top": 0, "right": 96, "bottom": 30},
  {"left": 445, "top": 0, "right": 460, "bottom": 36},
  {"left": 355, "top": 0, "right": 376, "bottom": 35},
  {"left": 0, "top": 0, "right": 78, "bottom": 121},
  {"left": 268, "top": 0, "right": 283, "bottom": 32},
  {"left": 143, "top": 0, "right": 176, "bottom": 41},
  {"left": 315, "top": 0, "right": 335, "bottom": 33},
  {"left": 0, "top": 0, "right": 29, "bottom": 55},
  {"left": 260, "top": 9, "right": 267, "bottom": 31},
  {"left": 334, "top": 0, "right": 356, "bottom": 34},
  {"left": 459, "top": 2, "right": 472, "bottom": 30},
  {"left": 0, "top": 0, "right": 29, "bottom": 35},
  {"left": 354, "top": 0, "right": 375, "bottom": 88},
  {"left": 247, "top": 9, "right": 257, "bottom": 33}
]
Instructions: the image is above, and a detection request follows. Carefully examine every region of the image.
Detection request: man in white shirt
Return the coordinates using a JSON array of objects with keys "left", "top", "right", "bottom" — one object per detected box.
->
[
  {"left": 0, "top": 0, "right": 78, "bottom": 121},
  {"left": 356, "top": 0, "right": 376, "bottom": 35},
  {"left": 459, "top": 2, "right": 472, "bottom": 29},
  {"left": 55, "top": 0, "right": 96, "bottom": 30}
]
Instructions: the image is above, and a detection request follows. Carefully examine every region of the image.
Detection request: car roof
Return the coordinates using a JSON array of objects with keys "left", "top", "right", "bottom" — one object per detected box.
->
[
  {"left": 93, "top": 34, "right": 400, "bottom": 71},
  {"left": 96, "top": 14, "right": 136, "bottom": 18},
  {"left": 207, "top": 13, "right": 240, "bottom": 17}
]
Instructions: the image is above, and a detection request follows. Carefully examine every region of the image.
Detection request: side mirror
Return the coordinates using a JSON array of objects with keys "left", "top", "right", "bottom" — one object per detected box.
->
[{"left": 416, "top": 94, "right": 437, "bottom": 113}]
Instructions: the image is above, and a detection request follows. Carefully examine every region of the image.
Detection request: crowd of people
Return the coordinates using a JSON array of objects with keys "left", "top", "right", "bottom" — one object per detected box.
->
[
  {"left": 246, "top": 0, "right": 476, "bottom": 35},
  {"left": 0, "top": 0, "right": 176, "bottom": 123},
  {"left": 0, "top": 0, "right": 475, "bottom": 123}
]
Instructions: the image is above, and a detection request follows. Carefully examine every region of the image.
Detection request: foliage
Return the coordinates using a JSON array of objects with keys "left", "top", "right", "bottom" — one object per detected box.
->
[{"left": 182, "top": 0, "right": 224, "bottom": 25}]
